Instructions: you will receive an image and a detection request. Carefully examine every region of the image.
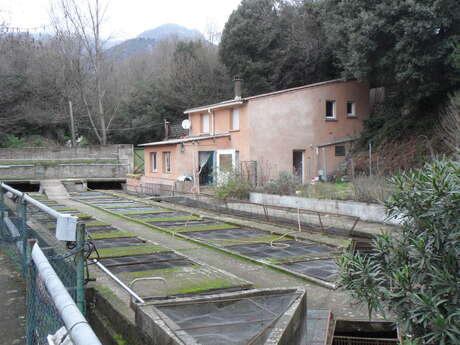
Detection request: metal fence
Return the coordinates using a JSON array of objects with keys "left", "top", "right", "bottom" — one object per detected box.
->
[
  {"left": 125, "top": 184, "right": 361, "bottom": 237},
  {"left": 0, "top": 183, "right": 101, "bottom": 345}
]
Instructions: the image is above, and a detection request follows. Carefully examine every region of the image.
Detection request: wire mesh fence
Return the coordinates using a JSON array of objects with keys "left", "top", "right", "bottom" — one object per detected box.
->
[{"left": 0, "top": 185, "right": 98, "bottom": 345}]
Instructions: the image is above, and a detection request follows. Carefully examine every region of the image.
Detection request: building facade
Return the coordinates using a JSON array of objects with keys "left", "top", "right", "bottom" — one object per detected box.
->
[{"left": 132, "top": 79, "right": 369, "bottom": 191}]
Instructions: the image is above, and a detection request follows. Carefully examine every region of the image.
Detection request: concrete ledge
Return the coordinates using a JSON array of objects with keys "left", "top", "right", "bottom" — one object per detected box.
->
[
  {"left": 134, "top": 288, "right": 307, "bottom": 345},
  {"left": 250, "top": 192, "right": 401, "bottom": 225}
]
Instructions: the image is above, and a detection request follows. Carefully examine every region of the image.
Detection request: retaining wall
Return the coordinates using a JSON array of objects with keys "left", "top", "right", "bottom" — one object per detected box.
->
[
  {"left": 0, "top": 145, "right": 133, "bottom": 181},
  {"left": 250, "top": 192, "right": 401, "bottom": 225}
]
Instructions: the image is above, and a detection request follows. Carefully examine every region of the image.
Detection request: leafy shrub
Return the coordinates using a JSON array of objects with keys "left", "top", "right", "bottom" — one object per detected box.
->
[
  {"left": 1, "top": 135, "right": 26, "bottom": 148},
  {"left": 338, "top": 159, "right": 460, "bottom": 344}
]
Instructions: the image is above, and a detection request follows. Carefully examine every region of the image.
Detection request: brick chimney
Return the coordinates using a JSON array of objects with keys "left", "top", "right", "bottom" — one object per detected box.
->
[
  {"left": 234, "top": 76, "right": 242, "bottom": 100},
  {"left": 164, "top": 119, "right": 170, "bottom": 140}
]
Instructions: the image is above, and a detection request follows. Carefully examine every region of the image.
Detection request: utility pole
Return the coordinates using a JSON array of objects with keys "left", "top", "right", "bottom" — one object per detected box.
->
[
  {"left": 69, "top": 100, "right": 76, "bottom": 147},
  {"left": 369, "top": 141, "right": 372, "bottom": 177}
]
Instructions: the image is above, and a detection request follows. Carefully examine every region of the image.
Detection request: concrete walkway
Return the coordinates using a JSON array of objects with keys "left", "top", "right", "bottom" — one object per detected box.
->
[
  {"left": 61, "top": 197, "right": 384, "bottom": 320},
  {"left": 40, "top": 180, "right": 69, "bottom": 200},
  {"left": 0, "top": 247, "right": 26, "bottom": 345}
]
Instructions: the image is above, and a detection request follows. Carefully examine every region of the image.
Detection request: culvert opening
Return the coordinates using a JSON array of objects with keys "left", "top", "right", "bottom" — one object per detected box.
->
[
  {"left": 333, "top": 320, "right": 399, "bottom": 345},
  {"left": 87, "top": 180, "right": 123, "bottom": 190},
  {"left": 6, "top": 182, "right": 40, "bottom": 192}
]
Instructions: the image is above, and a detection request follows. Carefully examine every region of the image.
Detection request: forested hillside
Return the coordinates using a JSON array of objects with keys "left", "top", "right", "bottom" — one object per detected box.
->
[{"left": 0, "top": 0, "right": 459, "bottom": 158}]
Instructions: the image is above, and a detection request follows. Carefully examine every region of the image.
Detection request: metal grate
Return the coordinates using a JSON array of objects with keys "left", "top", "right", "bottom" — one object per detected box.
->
[{"left": 333, "top": 336, "right": 398, "bottom": 345}]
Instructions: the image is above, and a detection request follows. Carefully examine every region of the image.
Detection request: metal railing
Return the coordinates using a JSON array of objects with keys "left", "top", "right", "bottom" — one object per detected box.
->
[
  {"left": 0, "top": 182, "right": 101, "bottom": 345},
  {"left": 30, "top": 242, "right": 102, "bottom": 345},
  {"left": 125, "top": 184, "right": 361, "bottom": 237}
]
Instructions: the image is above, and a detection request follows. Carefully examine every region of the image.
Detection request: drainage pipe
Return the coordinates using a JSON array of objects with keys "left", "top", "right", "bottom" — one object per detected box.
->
[
  {"left": 1, "top": 182, "right": 71, "bottom": 220},
  {"left": 32, "top": 243, "right": 102, "bottom": 345},
  {"left": 93, "top": 259, "right": 145, "bottom": 303}
]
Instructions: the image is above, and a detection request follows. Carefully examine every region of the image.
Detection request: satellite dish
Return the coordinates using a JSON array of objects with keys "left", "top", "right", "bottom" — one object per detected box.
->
[{"left": 181, "top": 119, "right": 191, "bottom": 130}]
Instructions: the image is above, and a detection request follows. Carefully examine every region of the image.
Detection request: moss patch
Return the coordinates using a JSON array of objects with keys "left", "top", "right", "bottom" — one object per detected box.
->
[
  {"left": 51, "top": 207, "right": 77, "bottom": 212},
  {"left": 167, "top": 278, "right": 236, "bottom": 295},
  {"left": 89, "top": 231, "right": 135, "bottom": 240},
  {"left": 75, "top": 213, "right": 92, "bottom": 220},
  {"left": 95, "top": 284, "right": 116, "bottom": 298},
  {"left": 91, "top": 245, "right": 167, "bottom": 259},
  {"left": 0, "top": 159, "right": 119, "bottom": 166},
  {"left": 121, "top": 265, "right": 200, "bottom": 279},
  {"left": 118, "top": 209, "right": 174, "bottom": 215},
  {"left": 145, "top": 216, "right": 201, "bottom": 223},
  {"left": 86, "top": 221, "right": 111, "bottom": 227},
  {"left": 169, "top": 223, "right": 238, "bottom": 233}
]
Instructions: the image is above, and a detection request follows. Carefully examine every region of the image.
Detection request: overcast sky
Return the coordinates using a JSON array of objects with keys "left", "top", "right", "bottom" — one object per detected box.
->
[{"left": 2, "top": 0, "right": 242, "bottom": 40}]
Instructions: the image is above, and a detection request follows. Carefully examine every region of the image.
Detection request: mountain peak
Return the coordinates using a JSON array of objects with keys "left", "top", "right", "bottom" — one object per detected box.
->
[{"left": 137, "top": 23, "right": 204, "bottom": 41}]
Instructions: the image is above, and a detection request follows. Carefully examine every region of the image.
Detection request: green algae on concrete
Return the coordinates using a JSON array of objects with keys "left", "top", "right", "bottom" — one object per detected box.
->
[
  {"left": 142, "top": 216, "right": 201, "bottom": 223},
  {"left": 89, "top": 231, "right": 136, "bottom": 240},
  {"left": 121, "top": 265, "right": 201, "bottom": 279},
  {"left": 0, "top": 159, "right": 119, "bottom": 166},
  {"left": 137, "top": 215, "right": 200, "bottom": 223},
  {"left": 168, "top": 223, "right": 238, "bottom": 233},
  {"left": 115, "top": 210, "right": 174, "bottom": 215},
  {"left": 167, "top": 278, "right": 239, "bottom": 295},
  {"left": 86, "top": 221, "right": 111, "bottom": 227},
  {"left": 74, "top": 213, "right": 92, "bottom": 219},
  {"left": 91, "top": 245, "right": 168, "bottom": 259}
]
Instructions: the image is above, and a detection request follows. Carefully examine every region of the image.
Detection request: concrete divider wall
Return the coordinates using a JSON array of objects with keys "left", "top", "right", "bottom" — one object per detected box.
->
[
  {"left": 0, "top": 144, "right": 133, "bottom": 180},
  {"left": 250, "top": 192, "right": 401, "bottom": 225}
]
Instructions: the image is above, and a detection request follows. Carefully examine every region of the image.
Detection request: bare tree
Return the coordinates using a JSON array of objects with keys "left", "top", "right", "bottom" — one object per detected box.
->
[
  {"left": 50, "top": 0, "right": 115, "bottom": 145},
  {"left": 439, "top": 92, "right": 460, "bottom": 153}
]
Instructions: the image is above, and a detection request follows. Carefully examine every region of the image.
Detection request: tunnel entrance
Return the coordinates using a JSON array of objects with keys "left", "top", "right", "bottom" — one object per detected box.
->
[
  {"left": 5, "top": 182, "right": 40, "bottom": 193},
  {"left": 87, "top": 180, "right": 123, "bottom": 190}
]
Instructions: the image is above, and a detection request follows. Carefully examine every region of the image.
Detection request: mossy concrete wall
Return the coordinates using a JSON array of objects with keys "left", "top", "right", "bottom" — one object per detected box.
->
[
  {"left": 0, "top": 144, "right": 133, "bottom": 181},
  {"left": 250, "top": 192, "right": 401, "bottom": 225}
]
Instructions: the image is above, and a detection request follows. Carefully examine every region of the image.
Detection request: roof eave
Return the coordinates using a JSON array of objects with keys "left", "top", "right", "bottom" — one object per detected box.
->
[{"left": 183, "top": 100, "right": 245, "bottom": 114}]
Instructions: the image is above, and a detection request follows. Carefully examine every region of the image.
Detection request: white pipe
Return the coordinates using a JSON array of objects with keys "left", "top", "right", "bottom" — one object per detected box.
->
[
  {"left": 93, "top": 259, "right": 145, "bottom": 303},
  {"left": 1, "top": 182, "right": 75, "bottom": 221},
  {"left": 32, "top": 244, "right": 102, "bottom": 345}
]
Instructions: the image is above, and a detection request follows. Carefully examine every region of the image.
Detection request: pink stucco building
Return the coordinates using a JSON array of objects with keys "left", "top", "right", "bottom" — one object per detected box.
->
[{"left": 131, "top": 79, "right": 369, "bottom": 191}]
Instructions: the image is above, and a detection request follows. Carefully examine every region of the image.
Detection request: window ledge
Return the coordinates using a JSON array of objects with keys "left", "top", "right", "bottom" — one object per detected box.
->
[
  {"left": 347, "top": 115, "right": 358, "bottom": 118},
  {"left": 230, "top": 129, "right": 240, "bottom": 133},
  {"left": 325, "top": 117, "right": 337, "bottom": 121}
]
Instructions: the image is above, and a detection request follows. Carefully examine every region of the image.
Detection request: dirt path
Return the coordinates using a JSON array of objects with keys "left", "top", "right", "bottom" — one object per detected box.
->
[{"left": 0, "top": 247, "right": 26, "bottom": 345}]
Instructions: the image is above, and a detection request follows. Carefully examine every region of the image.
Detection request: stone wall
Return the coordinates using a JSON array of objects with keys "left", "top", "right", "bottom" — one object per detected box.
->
[{"left": 0, "top": 145, "right": 133, "bottom": 181}]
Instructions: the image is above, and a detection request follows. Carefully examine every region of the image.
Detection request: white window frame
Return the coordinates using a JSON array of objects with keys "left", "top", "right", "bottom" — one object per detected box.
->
[
  {"left": 150, "top": 152, "right": 157, "bottom": 172},
  {"left": 201, "top": 113, "right": 210, "bottom": 133},
  {"left": 216, "top": 149, "right": 237, "bottom": 184},
  {"left": 163, "top": 151, "right": 171, "bottom": 173},
  {"left": 325, "top": 100, "right": 336, "bottom": 119},
  {"left": 231, "top": 108, "right": 240, "bottom": 130},
  {"left": 346, "top": 101, "right": 356, "bottom": 117}
]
